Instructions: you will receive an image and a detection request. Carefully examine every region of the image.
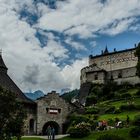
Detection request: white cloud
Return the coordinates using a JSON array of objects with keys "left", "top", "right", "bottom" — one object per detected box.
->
[
  {"left": 65, "top": 38, "right": 86, "bottom": 51},
  {"left": 38, "top": 0, "right": 140, "bottom": 37},
  {"left": 0, "top": 0, "right": 140, "bottom": 94}
]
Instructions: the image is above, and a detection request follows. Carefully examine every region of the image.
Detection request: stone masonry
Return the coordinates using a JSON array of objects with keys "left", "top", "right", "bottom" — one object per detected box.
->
[{"left": 35, "top": 91, "right": 73, "bottom": 135}]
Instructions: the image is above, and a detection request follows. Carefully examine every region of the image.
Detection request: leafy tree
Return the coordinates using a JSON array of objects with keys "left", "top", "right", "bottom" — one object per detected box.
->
[
  {"left": 135, "top": 42, "right": 140, "bottom": 78},
  {"left": 85, "top": 95, "right": 97, "bottom": 106},
  {"left": 0, "top": 86, "right": 26, "bottom": 140}
]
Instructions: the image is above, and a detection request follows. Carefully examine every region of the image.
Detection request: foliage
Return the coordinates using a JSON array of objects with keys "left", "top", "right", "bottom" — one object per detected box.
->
[
  {"left": 85, "top": 107, "right": 100, "bottom": 114},
  {"left": 129, "top": 126, "right": 140, "bottom": 138},
  {"left": 120, "top": 104, "right": 137, "bottom": 111},
  {"left": 114, "top": 108, "right": 121, "bottom": 114},
  {"left": 85, "top": 95, "right": 98, "bottom": 106},
  {"left": 61, "top": 89, "right": 79, "bottom": 102},
  {"left": 67, "top": 122, "right": 91, "bottom": 138},
  {"left": 96, "top": 134, "right": 125, "bottom": 140},
  {"left": 88, "top": 120, "right": 98, "bottom": 130},
  {"left": 121, "top": 93, "right": 131, "bottom": 99},
  {"left": 133, "top": 115, "right": 140, "bottom": 126},
  {"left": 135, "top": 89, "right": 140, "bottom": 96},
  {"left": 105, "top": 106, "right": 115, "bottom": 114},
  {"left": 0, "top": 86, "right": 26, "bottom": 140},
  {"left": 69, "top": 114, "right": 89, "bottom": 126}
]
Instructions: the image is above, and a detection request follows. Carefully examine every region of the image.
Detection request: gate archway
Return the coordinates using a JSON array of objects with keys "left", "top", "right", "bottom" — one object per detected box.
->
[{"left": 42, "top": 121, "right": 60, "bottom": 135}]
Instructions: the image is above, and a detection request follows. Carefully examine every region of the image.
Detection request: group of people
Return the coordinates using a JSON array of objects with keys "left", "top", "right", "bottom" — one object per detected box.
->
[
  {"left": 46, "top": 125, "right": 55, "bottom": 140},
  {"left": 97, "top": 115, "right": 130, "bottom": 131}
]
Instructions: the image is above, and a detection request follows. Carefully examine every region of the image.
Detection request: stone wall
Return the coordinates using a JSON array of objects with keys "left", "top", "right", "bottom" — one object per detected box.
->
[
  {"left": 36, "top": 91, "right": 73, "bottom": 135},
  {"left": 89, "top": 49, "right": 137, "bottom": 71}
]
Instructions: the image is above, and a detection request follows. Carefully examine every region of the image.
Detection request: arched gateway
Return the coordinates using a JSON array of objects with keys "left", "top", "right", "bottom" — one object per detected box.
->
[
  {"left": 42, "top": 121, "right": 59, "bottom": 135},
  {"left": 36, "top": 91, "right": 74, "bottom": 135}
]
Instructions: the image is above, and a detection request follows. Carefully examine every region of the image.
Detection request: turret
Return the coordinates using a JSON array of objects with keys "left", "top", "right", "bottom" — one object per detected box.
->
[{"left": 0, "top": 51, "right": 8, "bottom": 73}]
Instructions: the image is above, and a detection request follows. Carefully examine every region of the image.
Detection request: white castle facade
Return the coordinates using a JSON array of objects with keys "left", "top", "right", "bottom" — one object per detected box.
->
[{"left": 80, "top": 45, "right": 140, "bottom": 85}]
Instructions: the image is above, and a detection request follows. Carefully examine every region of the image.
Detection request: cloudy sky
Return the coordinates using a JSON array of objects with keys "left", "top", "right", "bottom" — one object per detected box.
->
[{"left": 0, "top": 0, "right": 140, "bottom": 94}]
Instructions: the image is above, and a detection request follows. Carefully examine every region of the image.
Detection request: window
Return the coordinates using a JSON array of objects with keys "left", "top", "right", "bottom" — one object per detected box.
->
[
  {"left": 95, "top": 74, "right": 98, "bottom": 80},
  {"left": 118, "top": 72, "right": 122, "bottom": 78}
]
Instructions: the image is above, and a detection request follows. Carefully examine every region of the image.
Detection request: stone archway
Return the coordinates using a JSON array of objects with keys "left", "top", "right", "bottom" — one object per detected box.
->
[{"left": 42, "top": 121, "right": 60, "bottom": 135}]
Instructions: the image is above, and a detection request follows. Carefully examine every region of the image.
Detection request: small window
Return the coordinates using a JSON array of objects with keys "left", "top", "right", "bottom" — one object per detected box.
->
[
  {"left": 118, "top": 72, "right": 122, "bottom": 78},
  {"left": 95, "top": 74, "right": 98, "bottom": 80}
]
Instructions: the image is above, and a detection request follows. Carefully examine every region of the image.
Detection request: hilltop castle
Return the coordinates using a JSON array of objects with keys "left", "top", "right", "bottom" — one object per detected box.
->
[{"left": 80, "top": 45, "right": 140, "bottom": 85}]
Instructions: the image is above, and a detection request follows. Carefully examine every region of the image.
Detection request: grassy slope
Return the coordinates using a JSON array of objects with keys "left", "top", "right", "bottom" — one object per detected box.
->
[{"left": 59, "top": 128, "right": 138, "bottom": 140}]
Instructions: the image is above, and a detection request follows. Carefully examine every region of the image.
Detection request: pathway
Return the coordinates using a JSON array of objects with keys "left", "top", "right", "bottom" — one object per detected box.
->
[{"left": 22, "top": 134, "right": 69, "bottom": 139}]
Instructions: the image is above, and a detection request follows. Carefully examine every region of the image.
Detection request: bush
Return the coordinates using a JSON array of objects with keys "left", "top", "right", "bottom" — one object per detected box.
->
[
  {"left": 114, "top": 108, "right": 121, "bottom": 114},
  {"left": 85, "top": 95, "right": 98, "bottom": 106},
  {"left": 105, "top": 106, "right": 115, "bottom": 114},
  {"left": 135, "top": 90, "right": 140, "bottom": 96},
  {"left": 120, "top": 104, "right": 136, "bottom": 111},
  {"left": 108, "top": 118, "right": 115, "bottom": 126},
  {"left": 121, "top": 93, "right": 131, "bottom": 98},
  {"left": 97, "top": 134, "right": 125, "bottom": 140},
  {"left": 129, "top": 126, "right": 140, "bottom": 138},
  {"left": 88, "top": 120, "right": 98, "bottom": 130},
  {"left": 133, "top": 115, "right": 140, "bottom": 126},
  {"left": 69, "top": 115, "right": 89, "bottom": 125},
  {"left": 67, "top": 122, "right": 91, "bottom": 138},
  {"left": 86, "top": 107, "right": 100, "bottom": 114}
]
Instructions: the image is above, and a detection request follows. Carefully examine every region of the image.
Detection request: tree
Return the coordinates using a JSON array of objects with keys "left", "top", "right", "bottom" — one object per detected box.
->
[
  {"left": 135, "top": 42, "right": 140, "bottom": 78},
  {"left": 0, "top": 86, "right": 26, "bottom": 140}
]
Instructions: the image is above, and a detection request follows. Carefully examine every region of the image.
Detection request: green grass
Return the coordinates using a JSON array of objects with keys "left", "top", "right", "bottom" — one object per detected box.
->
[
  {"left": 99, "top": 111, "right": 140, "bottom": 121},
  {"left": 59, "top": 127, "right": 138, "bottom": 140}
]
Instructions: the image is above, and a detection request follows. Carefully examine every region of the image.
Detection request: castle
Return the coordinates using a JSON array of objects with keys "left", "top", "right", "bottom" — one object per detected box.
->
[{"left": 80, "top": 45, "right": 140, "bottom": 85}]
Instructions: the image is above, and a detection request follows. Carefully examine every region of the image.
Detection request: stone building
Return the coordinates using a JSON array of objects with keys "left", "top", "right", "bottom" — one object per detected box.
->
[
  {"left": 0, "top": 53, "right": 75, "bottom": 135},
  {"left": 36, "top": 91, "right": 74, "bottom": 135},
  {"left": 81, "top": 45, "right": 140, "bottom": 85}
]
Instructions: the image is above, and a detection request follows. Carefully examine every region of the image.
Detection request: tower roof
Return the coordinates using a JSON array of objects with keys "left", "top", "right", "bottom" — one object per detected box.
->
[
  {"left": 0, "top": 54, "right": 35, "bottom": 104},
  {"left": 104, "top": 45, "right": 109, "bottom": 54},
  {"left": 0, "top": 54, "right": 8, "bottom": 73}
]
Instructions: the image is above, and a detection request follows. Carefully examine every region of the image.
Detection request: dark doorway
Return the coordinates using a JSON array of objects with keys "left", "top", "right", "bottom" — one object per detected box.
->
[
  {"left": 42, "top": 121, "right": 59, "bottom": 135},
  {"left": 29, "top": 119, "right": 34, "bottom": 134}
]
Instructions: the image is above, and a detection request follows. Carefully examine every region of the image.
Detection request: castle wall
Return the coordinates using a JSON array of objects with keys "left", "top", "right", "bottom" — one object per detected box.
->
[
  {"left": 23, "top": 104, "right": 37, "bottom": 135},
  {"left": 81, "top": 48, "right": 140, "bottom": 85},
  {"left": 86, "top": 72, "right": 106, "bottom": 84},
  {"left": 89, "top": 49, "right": 137, "bottom": 71}
]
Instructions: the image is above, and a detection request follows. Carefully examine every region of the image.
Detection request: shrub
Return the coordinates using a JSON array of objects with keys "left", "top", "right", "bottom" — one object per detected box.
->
[
  {"left": 129, "top": 126, "right": 140, "bottom": 138},
  {"left": 105, "top": 106, "right": 115, "bottom": 114},
  {"left": 120, "top": 104, "right": 136, "bottom": 111},
  {"left": 88, "top": 120, "right": 98, "bottom": 130},
  {"left": 85, "top": 95, "right": 98, "bottom": 106},
  {"left": 108, "top": 118, "right": 115, "bottom": 126},
  {"left": 69, "top": 115, "right": 89, "bottom": 125},
  {"left": 133, "top": 115, "right": 140, "bottom": 126},
  {"left": 97, "top": 134, "right": 125, "bottom": 140},
  {"left": 121, "top": 93, "right": 131, "bottom": 98},
  {"left": 135, "top": 90, "right": 140, "bottom": 96},
  {"left": 86, "top": 107, "right": 100, "bottom": 114},
  {"left": 67, "top": 122, "right": 91, "bottom": 138},
  {"left": 114, "top": 108, "right": 121, "bottom": 114}
]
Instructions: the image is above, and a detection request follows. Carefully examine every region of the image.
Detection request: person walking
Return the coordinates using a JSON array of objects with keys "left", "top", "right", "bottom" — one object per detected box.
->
[
  {"left": 46, "top": 125, "right": 52, "bottom": 140},
  {"left": 51, "top": 126, "right": 55, "bottom": 140}
]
